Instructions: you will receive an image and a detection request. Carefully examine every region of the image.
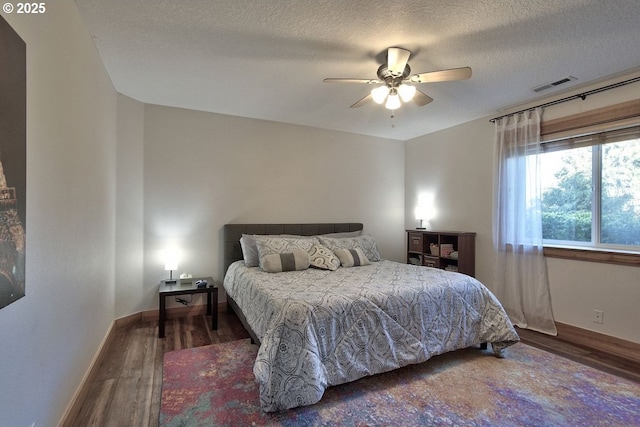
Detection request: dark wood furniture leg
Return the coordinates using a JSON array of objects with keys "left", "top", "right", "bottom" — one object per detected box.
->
[
  {"left": 211, "top": 287, "right": 218, "bottom": 330},
  {"left": 159, "top": 293, "right": 166, "bottom": 338}
]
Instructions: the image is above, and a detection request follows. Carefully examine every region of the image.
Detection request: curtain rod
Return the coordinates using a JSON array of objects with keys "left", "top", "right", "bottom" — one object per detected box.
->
[{"left": 489, "top": 76, "right": 640, "bottom": 123}]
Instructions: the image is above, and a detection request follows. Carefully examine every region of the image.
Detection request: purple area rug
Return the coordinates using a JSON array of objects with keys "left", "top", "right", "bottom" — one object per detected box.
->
[{"left": 160, "top": 339, "right": 640, "bottom": 427}]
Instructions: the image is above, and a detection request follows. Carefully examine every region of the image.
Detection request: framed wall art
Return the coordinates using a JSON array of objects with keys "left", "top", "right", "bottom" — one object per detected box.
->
[{"left": 0, "top": 15, "right": 27, "bottom": 310}]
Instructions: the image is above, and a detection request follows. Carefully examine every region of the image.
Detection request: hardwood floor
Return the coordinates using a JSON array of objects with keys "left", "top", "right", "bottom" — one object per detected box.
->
[
  {"left": 67, "top": 305, "right": 640, "bottom": 427},
  {"left": 517, "top": 327, "right": 640, "bottom": 384},
  {"left": 69, "top": 304, "right": 249, "bottom": 427}
]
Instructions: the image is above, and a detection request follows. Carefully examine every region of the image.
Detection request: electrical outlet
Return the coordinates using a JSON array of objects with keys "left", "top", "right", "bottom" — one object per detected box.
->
[{"left": 592, "top": 309, "right": 604, "bottom": 324}]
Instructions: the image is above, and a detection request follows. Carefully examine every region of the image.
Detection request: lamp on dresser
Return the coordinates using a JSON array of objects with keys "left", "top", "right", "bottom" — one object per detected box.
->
[{"left": 414, "top": 206, "right": 429, "bottom": 230}]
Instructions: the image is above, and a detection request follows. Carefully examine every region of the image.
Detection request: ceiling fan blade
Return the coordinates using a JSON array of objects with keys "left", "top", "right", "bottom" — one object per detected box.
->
[
  {"left": 410, "top": 67, "right": 472, "bottom": 83},
  {"left": 387, "top": 47, "right": 411, "bottom": 76},
  {"left": 323, "top": 78, "right": 382, "bottom": 84},
  {"left": 413, "top": 90, "right": 434, "bottom": 106},
  {"left": 350, "top": 94, "right": 372, "bottom": 108}
]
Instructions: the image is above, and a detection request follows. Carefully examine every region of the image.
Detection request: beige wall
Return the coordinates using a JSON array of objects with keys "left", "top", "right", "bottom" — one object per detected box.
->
[
  {"left": 1, "top": 3, "right": 638, "bottom": 425},
  {"left": 141, "top": 105, "right": 406, "bottom": 309},
  {"left": 405, "top": 118, "right": 495, "bottom": 285},
  {"left": 115, "top": 94, "right": 145, "bottom": 317},
  {"left": 0, "top": 2, "right": 118, "bottom": 426},
  {"left": 405, "top": 71, "right": 640, "bottom": 344}
]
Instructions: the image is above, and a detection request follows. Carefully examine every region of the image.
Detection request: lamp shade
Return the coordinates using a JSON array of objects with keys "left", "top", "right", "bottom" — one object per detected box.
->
[
  {"left": 163, "top": 248, "right": 179, "bottom": 271},
  {"left": 398, "top": 84, "right": 416, "bottom": 102},
  {"left": 385, "top": 92, "right": 401, "bottom": 110},
  {"left": 371, "top": 85, "right": 390, "bottom": 104},
  {"left": 414, "top": 205, "right": 429, "bottom": 220}
]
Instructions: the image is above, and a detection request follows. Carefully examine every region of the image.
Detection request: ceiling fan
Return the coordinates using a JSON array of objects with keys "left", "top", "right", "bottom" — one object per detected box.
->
[{"left": 323, "top": 47, "right": 471, "bottom": 110}]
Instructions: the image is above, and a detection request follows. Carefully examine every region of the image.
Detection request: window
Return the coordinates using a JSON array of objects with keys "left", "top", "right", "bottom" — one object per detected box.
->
[{"left": 539, "top": 126, "right": 640, "bottom": 251}]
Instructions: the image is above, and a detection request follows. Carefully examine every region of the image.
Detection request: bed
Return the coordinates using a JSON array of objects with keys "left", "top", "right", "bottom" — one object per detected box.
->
[{"left": 223, "top": 223, "right": 519, "bottom": 412}]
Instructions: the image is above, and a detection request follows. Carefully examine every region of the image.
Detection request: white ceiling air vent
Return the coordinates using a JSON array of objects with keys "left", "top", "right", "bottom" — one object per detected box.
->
[{"left": 532, "top": 76, "right": 578, "bottom": 93}]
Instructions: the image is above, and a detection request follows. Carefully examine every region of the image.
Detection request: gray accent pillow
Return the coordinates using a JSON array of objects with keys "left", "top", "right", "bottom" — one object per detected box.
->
[
  {"left": 261, "top": 251, "right": 310, "bottom": 273},
  {"left": 318, "top": 234, "right": 381, "bottom": 262},
  {"left": 334, "top": 248, "right": 370, "bottom": 267},
  {"left": 240, "top": 234, "right": 259, "bottom": 267}
]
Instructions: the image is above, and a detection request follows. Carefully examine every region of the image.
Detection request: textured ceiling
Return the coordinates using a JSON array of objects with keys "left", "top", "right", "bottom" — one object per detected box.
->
[{"left": 75, "top": 0, "right": 640, "bottom": 141}]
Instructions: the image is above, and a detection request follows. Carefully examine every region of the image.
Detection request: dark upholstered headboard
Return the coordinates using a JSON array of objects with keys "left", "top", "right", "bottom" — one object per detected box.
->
[{"left": 223, "top": 223, "right": 363, "bottom": 273}]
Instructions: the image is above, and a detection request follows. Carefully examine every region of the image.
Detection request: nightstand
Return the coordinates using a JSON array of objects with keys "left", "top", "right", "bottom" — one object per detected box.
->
[{"left": 158, "top": 276, "right": 218, "bottom": 338}]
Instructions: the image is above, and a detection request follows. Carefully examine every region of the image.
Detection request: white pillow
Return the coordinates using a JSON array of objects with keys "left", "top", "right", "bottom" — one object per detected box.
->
[
  {"left": 334, "top": 248, "right": 370, "bottom": 267},
  {"left": 318, "top": 234, "right": 381, "bottom": 262},
  {"left": 261, "top": 251, "right": 310, "bottom": 273}
]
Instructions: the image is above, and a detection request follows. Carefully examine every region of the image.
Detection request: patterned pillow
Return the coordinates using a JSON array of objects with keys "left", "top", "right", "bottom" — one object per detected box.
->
[
  {"left": 241, "top": 234, "right": 319, "bottom": 267},
  {"left": 255, "top": 235, "right": 320, "bottom": 270},
  {"left": 308, "top": 244, "right": 340, "bottom": 271},
  {"left": 261, "top": 251, "right": 310, "bottom": 273},
  {"left": 334, "top": 248, "right": 370, "bottom": 267},
  {"left": 320, "top": 230, "right": 363, "bottom": 238},
  {"left": 318, "top": 235, "right": 381, "bottom": 262}
]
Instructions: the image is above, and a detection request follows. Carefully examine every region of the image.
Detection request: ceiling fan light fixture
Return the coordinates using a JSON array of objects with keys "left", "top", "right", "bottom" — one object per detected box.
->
[
  {"left": 385, "top": 91, "right": 401, "bottom": 110},
  {"left": 322, "top": 47, "right": 471, "bottom": 110},
  {"left": 398, "top": 84, "right": 416, "bottom": 102},
  {"left": 371, "top": 85, "right": 390, "bottom": 104}
]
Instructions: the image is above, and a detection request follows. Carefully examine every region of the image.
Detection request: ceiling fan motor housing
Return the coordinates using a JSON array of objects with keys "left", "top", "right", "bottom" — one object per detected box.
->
[{"left": 377, "top": 64, "right": 411, "bottom": 87}]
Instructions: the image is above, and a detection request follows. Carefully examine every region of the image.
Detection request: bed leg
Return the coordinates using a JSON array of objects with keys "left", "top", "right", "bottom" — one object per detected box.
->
[{"left": 480, "top": 342, "right": 488, "bottom": 350}]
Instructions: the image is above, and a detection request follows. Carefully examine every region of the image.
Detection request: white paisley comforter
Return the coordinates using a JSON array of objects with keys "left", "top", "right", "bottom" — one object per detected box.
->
[{"left": 223, "top": 259, "right": 519, "bottom": 412}]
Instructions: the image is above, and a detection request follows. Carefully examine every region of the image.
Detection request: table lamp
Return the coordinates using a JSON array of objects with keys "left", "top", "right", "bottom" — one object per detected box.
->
[
  {"left": 164, "top": 249, "right": 179, "bottom": 284},
  {"left": 414, "top": 206, "right": 429, "bottom": 230}
]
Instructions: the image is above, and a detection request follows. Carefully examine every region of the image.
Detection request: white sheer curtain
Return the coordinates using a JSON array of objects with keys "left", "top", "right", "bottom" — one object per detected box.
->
[{"left": 493, "top": 108, "right": 557, "bottom": 335}]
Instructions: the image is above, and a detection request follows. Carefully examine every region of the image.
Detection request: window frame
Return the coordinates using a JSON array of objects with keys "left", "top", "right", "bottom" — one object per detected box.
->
[
  {"left": 538, "top": 99, "right": 640, "bottom": 266},
  {"left": 543, "top": 246, "right": 640, "bottom": 267}
]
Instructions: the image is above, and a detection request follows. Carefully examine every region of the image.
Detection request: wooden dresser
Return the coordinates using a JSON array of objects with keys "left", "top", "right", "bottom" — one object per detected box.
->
[{"left": 406, "top": 230, "right": 476, "bottom": 276}]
